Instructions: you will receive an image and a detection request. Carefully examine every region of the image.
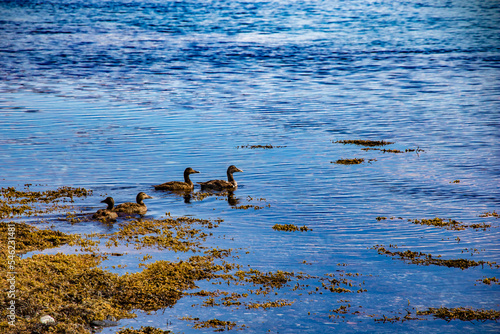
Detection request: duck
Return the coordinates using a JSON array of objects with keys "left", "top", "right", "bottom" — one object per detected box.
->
[
  {"left": 92, "top": 197, "right": 118, "bottom": 221},
  {"left": 113, "top": 192, "right": 152, "bottom": 215},
  {"left": 198, "top": 165, "right": 243, "bottom": 191},
  {"left": 153, "top": 167, "right": 200, "bottom": 191}
]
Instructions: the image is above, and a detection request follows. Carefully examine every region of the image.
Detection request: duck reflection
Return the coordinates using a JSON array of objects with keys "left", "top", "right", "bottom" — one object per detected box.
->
[{"left": 183, "top": 190, "right": 240, "bottom": 206}]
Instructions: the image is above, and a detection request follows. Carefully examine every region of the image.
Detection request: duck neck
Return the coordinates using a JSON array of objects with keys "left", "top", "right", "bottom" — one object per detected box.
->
[
  {"left": 227, "top": 171, "right": 236, "bottom": 184},
  {"left": 184, "top": 171, "right": 193, "bottom": 186},
  {"left": 106, "top": 201, "right": 114, "bottom": 210}
]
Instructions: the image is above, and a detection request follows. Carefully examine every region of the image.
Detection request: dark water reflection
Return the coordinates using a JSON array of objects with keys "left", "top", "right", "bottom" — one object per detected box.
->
[{"left": 1, "top": 0, "right": 500, "bottom": 333}]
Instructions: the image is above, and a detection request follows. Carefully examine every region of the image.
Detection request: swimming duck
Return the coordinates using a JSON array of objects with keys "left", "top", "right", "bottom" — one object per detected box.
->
[
  {"left": 114, "top": 192, "right": 152, "bottom": 215},
  {"left": 153, "top": 167, "right": 200, "bottom": 191},
  {"left": 92, "top": 197, "right": 118, "bottom": 221},
  {"left": 198, "top": 165, "right": 243, "bottom": 191}
]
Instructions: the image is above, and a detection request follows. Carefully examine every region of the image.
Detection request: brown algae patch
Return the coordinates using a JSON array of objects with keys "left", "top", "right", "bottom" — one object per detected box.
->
[
  {"left": 416, "top": 307, "right": 500, "bottom": 322},
  {"left": 0, "top": 186, "right": 91, "bottom": 219},
  {"left": 103, "top": 217, "right": 222, "bottom": 252},
  {"left": 182, "top": 318, "right": 239, "bottom": 331},
  {"left": 117, "top": 327, "right": 172, "bottom": 334},
  {"left": 333, "top": 140, "right": 394, "bottom": 147},
  {"left": 332, "top": 158, "right": 365, "bottom": 165},
  {"left": 333, "top": 139, "right": 424, "bottom": 154},
  {"left": 0, "top": 222, "right": 82, "bottom": 253},
  {"left": 232, "top": 204, "right": 266, "bottom": 210},
  {"left": 476, "top": 277, "right": 499, "bottom": 285},
  {"left": 479, "top": 211, "right": 499, "bottom": 218},
  {"left": 272, "top": 224, "right": 312, "bottom": 232},
  {"left": 373, "top": 245, "right": 496, "bottom": 270},
  {"left": 410, "top": 217, "right": 490, "bottom": 231},
  {"left": 236, "top": 144, "right": 286, "bottom": 149}
]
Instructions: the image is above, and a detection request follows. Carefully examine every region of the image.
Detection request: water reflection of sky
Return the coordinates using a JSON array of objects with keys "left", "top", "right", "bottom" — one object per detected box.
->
[{"left": 1, "top": 0, "right": 499, "bottom": 332}]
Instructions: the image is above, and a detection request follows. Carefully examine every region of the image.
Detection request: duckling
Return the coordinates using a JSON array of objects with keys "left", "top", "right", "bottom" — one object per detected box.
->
[
  {"left": 153, "top": 167, "right": 200, "bottom": 191},
  {"left": 114, "top": 192, "right": 152, "bottom": 215},
  {"left": 198, "top": 165, "right": 243, "bottom": 191},
  {"left": 92, "top": 197, "right": 118, "bottom": 221}
]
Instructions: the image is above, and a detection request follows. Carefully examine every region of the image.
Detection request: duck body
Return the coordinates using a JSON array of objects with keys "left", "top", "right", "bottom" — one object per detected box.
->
[
  {"left": 92, "top": 197, "right": 118, "bottom": 221},
  {"left": 199, "top": 165, "right": 243, "bottom": 191},
  {"left": 154, "top": 167, "right": 200, "bottom": 191},
  {"left": 114, "top": 192, "right": 152, "bottom": 215}
]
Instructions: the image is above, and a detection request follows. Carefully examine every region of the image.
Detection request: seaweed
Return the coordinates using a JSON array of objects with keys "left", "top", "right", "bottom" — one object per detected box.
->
[
  {"left": 417, "top": 307, "right": 500, "bottom": 322},
  {"left": 479, "top": 211, "right": 499, "bottom": 218},
  {"left": 272, "top": 224, "right": 311, "bottom": 232},
  {"left": 410, "top": 217, "right": 490, "bottom": 231},
  {"left": 333, "top": 140, "right": 394, "bottom": 147},
  {"left": 236, "top": 145, "right": 286, "bottom": 149},
  {"left": 332, "top": 158, "right": 365, "bottom": 165},
  {"left": 373, "top": 245, "right": 497, "bottom": 270},
  {"left": 117, "top": 327, "right": 172, "bottom": 334}
]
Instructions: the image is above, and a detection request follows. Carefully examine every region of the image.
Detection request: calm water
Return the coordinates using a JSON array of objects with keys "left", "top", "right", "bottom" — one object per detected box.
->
[{"left": 1, "top": 0, "right": 500, "bottom": 333}]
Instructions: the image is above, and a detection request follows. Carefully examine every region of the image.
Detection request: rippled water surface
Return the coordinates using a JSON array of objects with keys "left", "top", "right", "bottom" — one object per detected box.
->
[{"left": 1, "top": 0, "right": 500, "bottom": 333}]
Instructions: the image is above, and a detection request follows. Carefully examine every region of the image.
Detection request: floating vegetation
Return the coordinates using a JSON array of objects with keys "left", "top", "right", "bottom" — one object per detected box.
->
[
  {"left": 374, "top": 311, "right": 420, "bottom": 323},
  {"left": 0, "top": 186, "right": 91, "bottom": 219},
  {"left": 272, "top": 224, "right": 312, "bottom": 232},
  {"left": 192, "top": 318, "right": 238, "bottom": 331},
  {"left": 333, "top": 140, "right": 394, "bottom": 147},
  {"left": 373, "top": 245, "right": 497, "bottom": 270},
  {"left": 416, "top": 307, "right": 500, "bottom": 322},
  {"left": 236, "top": 144, "right": 286, "bottom": 149},
  {"left": 410, "top": 217, "right": 490, "bottom": 231},
  {"left": 0, "top": 222, "right": 81, "bottom": 253},
  {"left": 322, "top": 273, "right": 366, "bottom": 294},
  {"left": 479, "top": 211, "right": 499, "bottom": 218},
  {"left": 103, "top": 216, "right": 222, "bottom": 252},
  {"left": 376, "top": 216, "right": 387, "bottom": 221},
  {"left": 450, "top": 180, "right": 460, "bottom": 184},
  {"left": 476, "top": 277, "right": 499, "bottom": 285},
  {"left": 333, "top": 139, "right": 424, "bottom": 155},
  {"left": 332, "top": 158, "right": 365, "bottom": 165},
  {"left": 362, "top": 148, "right": 403, "bottom": 153},
  {"left": 246, "top": 299, "right": 295, "bottom": 310},
  {"left": 232, "top": 204, "right": 265, "bottom": 210},
  {"left": 362, "top": 147, "right": 425, "bottom": 154},
  {"left": 117, "top": 327, "right": 172, "bottom": 334}
]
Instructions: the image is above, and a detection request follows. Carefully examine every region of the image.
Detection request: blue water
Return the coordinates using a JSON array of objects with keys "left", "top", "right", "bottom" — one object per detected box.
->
[{"left": 1, "top": 0, "right": 500, "bottom": 333}]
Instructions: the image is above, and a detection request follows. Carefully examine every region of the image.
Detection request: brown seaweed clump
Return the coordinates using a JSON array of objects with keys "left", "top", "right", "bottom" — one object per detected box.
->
[
  {"left": 417, "top": 307, "right": 500, "bottom": 322},
  {"left": 236, "top": 144, "right": 286, "bottom": 149},
  {"left": 232, "top": 204, "right": 265, "bottom": 210},
  {"left": 272, "top": 224, "right": 312, "bottom": 232},
  {"left": 332, "top": 158, "right": 365, "bottom": 165},
  {"left": 410, "top": 217, "right": 490, "bottom": 231},
  {"left": 0, "top": 186, "right": 91, "bottom": 219},
  {"left": 0, "top": 222, "right": 82, "bottom": 253},
  {"left": 117, "top": 327, "right": 172, "bottom": 334},
  {"left": 373, "top": 245, "right": 497, "bottom": 270},
  {"left": 333, "top": 140, "right": 394, "bottom": 147},
  {"left": 182, "top": 318, "right": 238, "bottom": 332},
  {"left": 103, "top": 216, "right": 222, "bottom": 252},
  {"left": 479, "top": 211, "right": 499, "bottom": 218},
  {"left": 476, "top": 277, "right": 499, "bottom": 285}
]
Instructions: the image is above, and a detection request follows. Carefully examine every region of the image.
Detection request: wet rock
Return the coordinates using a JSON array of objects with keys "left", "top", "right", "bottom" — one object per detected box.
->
[{"left": 40, "top": 315, "right": 55, "bottom": 325}]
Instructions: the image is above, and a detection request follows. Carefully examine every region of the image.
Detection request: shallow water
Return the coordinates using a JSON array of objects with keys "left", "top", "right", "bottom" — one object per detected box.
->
[{"left": 1, "top": 0, "right": 500, "bottom": 333}]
